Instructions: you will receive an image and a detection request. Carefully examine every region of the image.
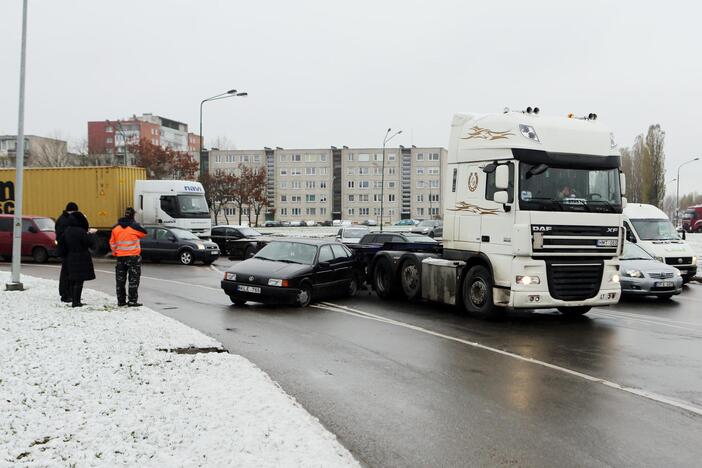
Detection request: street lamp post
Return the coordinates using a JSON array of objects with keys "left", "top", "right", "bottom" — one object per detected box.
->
[
  {"left": 676, "top": 157, "right": 700, "bottom": 225},
  {"left": 380, "top": 128, "right": 402, "bottom": 231},
  {"left": 199, "top": 89, "right": 248, "bottom": 177},
  {"left": 7, "top": 0, "right": 28, "bottom": 291}
]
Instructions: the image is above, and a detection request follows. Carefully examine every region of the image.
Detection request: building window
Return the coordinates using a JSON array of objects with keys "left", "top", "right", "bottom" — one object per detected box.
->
[
  {"left": 430, "top": 193, "right": 440, "bottom": 202},
  {"left": 306, "top": 167, "right": 316, "bottom": 176},
  {"left": 416, "top": 153, "right": 425, "bottom": 161},
  {"left": 320, "top": 207, "right": 327, "bottom": 215},
  {"left": 305, "top": 154, "right": 317, "bottom": 162},
  {"left": 320, "top": 154, "right": 328, "bottom": 162},
  {"left": 388, "top": 153, "right": 396, "bottom": 161},
  {"left": 306, "top": 207, "right": 316, "bottom": 215},
  {"left": 359, "top": 180, "right": 369, "bottom": 189},
  {"left": 280, "top": 208, "right": 288, "bottom": 215},
  {"left": 291, "top": 195, "right": 301, "bottom": 203},
  {"left": 358, "top": 194, "right": 369, "bottom": 202},
  {"left": 348, "top": 194, "right": 355, "bottom": 202},
  {"left": 374, "top": 181, "right": 382, "bottom": 189},
  {"left": 416, "top": 167, "right": 424, "bottom": 175},
  {"left": 241, "top": 155, "right": 250, "bottom": 163},
  {"left": 430, "top": 180, "right": 439, "bottom": 188},
  {"left": 347, "top": 167, "right": 355, "bottom": 176},
  {"left": 106, "top": 137, "right": 113, "bottom": 144},
  {"left": 359, "top": 167, "right": 369, "bottom": 175},
  {"left": 388, "top": 182, "right": 396, "bottom": 189},
  {"left": 292, "top": 208, "right": 301, "bottom": 216},
  {"left": 373, "top": 207, "right": 381, "bottom": 216},
  {"left": 320, "top": 195, "right": 327, "bottom": 203},
  {"left": 280, "top": 155, "right": 288, "bottom": 162},
  {"left": 417, "top": 207, "right": 425, "bottom": 216},
  {"left": 428, "top": 167, "right": 439, "bottom": 175},
  {"left": 319, "top": 167, "right": 328, "bottom": 175},
  {"left": 320, "top": 181, "right": 327, "bottom": 189},
  {"left": 254, "top": 155, "right": 261, "bottom": 163},
  {"left": 416, "top": 180, "right": 425, "bottom": 189},
  {"left": 280, "top": 195, "right": 287, "bottom": 203},
  {"left": 347, "top": 153, "right": 353, "bottom": 161},
  {"left": 348, "top": 208, "right": 355, "bottom": 216},
  {"left": 388, "top": 208, "right": 395, "bottom": 216},
  {"left": 429, "top": 207, "right": 439, "bottom": 216},
  {"left": 348, "top": 181, "right": 355, "bottom": 188},
  {"left": 292, "top": 154, "right": 301, "bottom": 162},
  {"left": 280, "top": 168, "right": 287, "bottom": 176},
  {"left": 388, "top": 194, "right": 396, "bottom": 202},
  {"left": 105, "top": 126, "right": 113, "bottom": 133},
  {"left": 306, "top": 194, "right": 316, "bottom": 202},
  {"left": 373, "top": 167, "right": 382, "bottom": 175},
  {"left": 291, "top": 180, "right": 301, "bottom": 189},
  {"left": 373, "top": 153, "right": 383, "bottom": 162},
  {"left": 373, "top": 194, "right": 382, "bottom": 202},
  {"left": 429, "top": 153, "right": 440, "bottom": 161},
  {"left": 280, "top": 181, "right": 288, "bottom": 189},
  {"left": 306, "top": 180, "right": 316, "bottom": 189},
  {"left": 358, "top": 154, "right": 370, "bottom": 162},
  {"left": 416, "top": 194, "right": 424, "bottom": 202},
  {"left": 387, "top": 167, "right": 396, "bottom": 175},
  {"left": 359, "top": 207, "right": 369, "bottom": 216},
  {"left": 291, "top": 168, "right": 301, "bottom": 176}
]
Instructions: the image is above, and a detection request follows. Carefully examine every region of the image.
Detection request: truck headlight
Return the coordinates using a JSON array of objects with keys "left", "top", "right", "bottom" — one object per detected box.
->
[
  {"left": 516, "top": 275, "right": 540, "bottom": 285},
  {"left": 224, "top": 272, "right": 236, "bottom": 281},
  {"left": 692, "top": 256, "right": 698, "bottom": 266},
  {"left": 268, "top": 278, "right": 289, "bottom": 287},
  {"left": 622, "top": 270, "right": 643, "bottom": 278},
  {"left": 610, "top": 273, "right": 621, "bottom": 283}
]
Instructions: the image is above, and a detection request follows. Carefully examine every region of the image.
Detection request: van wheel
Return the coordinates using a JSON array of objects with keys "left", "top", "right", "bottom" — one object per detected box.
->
[
  {"left": 557, "top": 306, "right": 591, "bottom": 316},
  {"left": 461, "top": 265, "right": 500, "bottom": 319},
  {"left": 178, "top": 249, "right": 194, "bottom": 265},
  {"left": 399, "top": 257, "right": 422, "bottom": 300},
  {"left": 373, "top": 257, "right": 397, "bottom": 299},
  {"left": 32, "top": 247, "right": 49, "bottom": 264}
]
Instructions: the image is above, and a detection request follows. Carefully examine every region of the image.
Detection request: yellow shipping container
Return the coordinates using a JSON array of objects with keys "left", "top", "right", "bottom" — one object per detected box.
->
[{"left": 0, "top": 166, "right": 147, "bottom": 230}]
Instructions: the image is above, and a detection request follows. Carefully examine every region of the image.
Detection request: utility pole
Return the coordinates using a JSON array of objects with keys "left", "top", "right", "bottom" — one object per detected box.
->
[{"left": 7, "top": 0, "right": 28, "bottom": 291}]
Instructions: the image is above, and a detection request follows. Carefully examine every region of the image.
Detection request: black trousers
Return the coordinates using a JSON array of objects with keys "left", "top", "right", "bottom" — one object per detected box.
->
[
  {"left": 115, "top": 255, "right": 142, "bottom": 304},
  {"left": 59, "top": 257, "right": 70, "bottom": 300},
  {"left": 70, "top": 280, "right": 84, "bottom": 306}
]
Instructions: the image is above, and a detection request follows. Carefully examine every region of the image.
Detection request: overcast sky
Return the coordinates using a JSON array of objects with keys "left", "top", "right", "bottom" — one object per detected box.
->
[{"left": 1, "top": 0, "right": 701, "bottom": 193}]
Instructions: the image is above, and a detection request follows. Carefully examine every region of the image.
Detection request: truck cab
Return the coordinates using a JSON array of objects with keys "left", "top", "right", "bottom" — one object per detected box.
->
[
  {"left": 424, "top": 109, "right": 625, "bottom": 317},
  {"left": 682, "top": 205, "right": 702, "bottom": 233},
  {"left": 134, "top": 180, "right": 212, "bottom": 238},
  {"left": 623, "top": 203, "right": 697, "bottom": 283}
]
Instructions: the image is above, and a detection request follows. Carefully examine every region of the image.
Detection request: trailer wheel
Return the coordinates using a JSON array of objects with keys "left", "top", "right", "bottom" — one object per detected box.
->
[
  {"left": 373, "top": 257, "right": 397, "bottom": 299},
  {"left": 461, "top": 265, "right": 501, "bottom": 319},
  {"left": 399, "top": 257, "right": 422, "bottom": 300}
]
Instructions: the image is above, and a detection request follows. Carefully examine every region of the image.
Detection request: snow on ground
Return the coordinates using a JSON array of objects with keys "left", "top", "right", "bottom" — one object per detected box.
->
[
  {"left": 0, "top": 272, "right": 358, "bottom": 467},
  {"left": 688, "top": 233, "right": 702, "bottom": 276}
]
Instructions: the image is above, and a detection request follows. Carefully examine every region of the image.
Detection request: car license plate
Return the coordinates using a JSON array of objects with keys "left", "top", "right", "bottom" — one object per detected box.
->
[
  {"left": 656, "top": 281, "right": 674, "bottom": 288},
  {"left": 238, "top": 285, "right": 261, "bottom": 294},
  {"left": 211, "top": 251, "right": 219, "bottom": 255},
  {"left": 596, "top": 239, "right": 618, "bottom": 247}
]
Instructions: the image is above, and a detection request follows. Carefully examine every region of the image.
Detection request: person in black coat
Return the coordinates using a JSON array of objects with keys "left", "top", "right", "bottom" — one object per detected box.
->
[
  {"left": 56, "top": 202, "right": 86, "bottom": 302},
  {"left": 63, "top": 211, "right": 96, "bottom": 307}
]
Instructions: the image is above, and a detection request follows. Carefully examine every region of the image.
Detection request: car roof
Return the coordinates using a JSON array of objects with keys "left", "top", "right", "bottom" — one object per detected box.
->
[{"left": 268, "top": 237, "right": 336, "bottom": 246}]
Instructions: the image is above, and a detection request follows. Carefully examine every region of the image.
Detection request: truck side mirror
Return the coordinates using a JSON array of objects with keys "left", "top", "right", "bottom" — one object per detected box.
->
[
  {"left": 620, "top": 172, "right": 627, "bottom": 196},
  {"left": 493, "top": 191, "right": 509, "bottom": 204},
  {"left": 621, "top": 196, "right": 627, "bottom": 209},
  {"left": 495, "top": 165, "right": 509, "bottom": 190}
]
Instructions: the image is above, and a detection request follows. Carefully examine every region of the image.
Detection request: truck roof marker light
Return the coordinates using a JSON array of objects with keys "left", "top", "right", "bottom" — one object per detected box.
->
[
  {"left": 567, "top": 113, "right": 574, "bottom": 118},
  {"left": 588, "top": 113, "right": 598, "bottom": 120},
  {"left": 609, "top": 132, "right": 617, "bottom": 149},
  {"left": 503, "top": 107, "right": 510, "bottom": 114},
  {"left": 519, "top": 124, "right": 540, "bottom": 143}
]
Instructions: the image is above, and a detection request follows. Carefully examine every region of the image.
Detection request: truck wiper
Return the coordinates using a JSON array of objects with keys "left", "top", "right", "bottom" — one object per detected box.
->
[
  {"left": 524, "top": 197, "right": 565, "bottom": 211},
  {"left": 588, "top": 200, "right": 617, "bottom": 212}
]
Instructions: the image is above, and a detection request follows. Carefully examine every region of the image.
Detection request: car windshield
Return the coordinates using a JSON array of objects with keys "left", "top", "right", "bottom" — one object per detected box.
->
[
  {"left": 621, "top": 242, "right": 654, "bottom": 260},
  {"left": 34, "top": 218, "right": 55, "bottom": 232},
  {"left": 177, "top": 194, "right": 209, "bottom": 214},
  {"left": 631, "top": 219, "right": 679, "bottom": 241},
  {"left": 254, "top": 241, "right": 317, "bottom": 265},
  {"left": 238, "top": 228, "right": 261, "bottom": 237},
  {"left": 171, "top": 229, "right": 200, "bottom": 240},
  {"left": 344, "top": 228, "right": 368, "bottom": 238},
  {"left": 519, "top": 163, "right": 622, "bottom": 213}
]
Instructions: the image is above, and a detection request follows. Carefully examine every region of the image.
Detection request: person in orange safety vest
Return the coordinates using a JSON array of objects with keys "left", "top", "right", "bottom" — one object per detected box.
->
[{"left": 110, "top": 207, "right": 147, "bottom": 307}]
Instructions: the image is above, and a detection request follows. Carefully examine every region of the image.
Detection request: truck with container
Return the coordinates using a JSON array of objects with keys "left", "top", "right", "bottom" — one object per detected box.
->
[
  {"left": 623, "top": 203, "right": 697, "bottom": 283},
  {"left": 353, "top": 108, "right": 626, "bottom": 318},
  {"left": 0, "top": 166, "right": 211, "bottom": 256}
]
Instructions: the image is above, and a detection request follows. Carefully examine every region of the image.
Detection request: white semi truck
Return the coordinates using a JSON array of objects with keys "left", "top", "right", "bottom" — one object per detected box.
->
[
  {"left": 134, "top": 180, "right": 212, "bottom": 238},
  {"left": 358, "top": 108, "right": 625, "bottom": 318}
]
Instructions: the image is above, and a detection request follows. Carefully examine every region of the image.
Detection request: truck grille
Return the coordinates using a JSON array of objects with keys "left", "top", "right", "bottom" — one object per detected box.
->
[
  {"left": 664, "top": 257, "right": 692, "bottom": 265},
  {"left": 532, "top": 225, "right": 619, "bottom": 256},
  {"left": 545, "top": 260, "right": 603, "bottom": 301}
]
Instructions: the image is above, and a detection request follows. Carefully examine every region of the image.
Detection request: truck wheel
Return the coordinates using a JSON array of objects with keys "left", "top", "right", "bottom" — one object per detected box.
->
[
  {"left": 399, "top": 257, "right": 422, "bottom": 300},
  {"left": 244, "top": 245, "right": 256, "bottom": 259},
  {"left": 461, "top": 265, "right": 500, "bottom": 319},
  {"left": 89, "top": 234, "right": 109, "bottom": 256},
  {"left": 32, "top": 247, "right": 49, "bottom": 264},
  {"left": 557, "top": 306, "right": 591, "bottom": 316},
  {"left": 178, "top": 249, "right": 194, "bottom": 265},
  {"left": 373, "top": 257, "right": 397, "bottom": 299}
]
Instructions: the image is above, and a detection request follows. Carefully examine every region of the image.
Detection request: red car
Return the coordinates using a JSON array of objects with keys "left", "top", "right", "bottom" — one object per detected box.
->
[
  {"left": 682, "top": 205, "right": 702, "bottom": 233},
  {"left": 0, "top": 214, "right": 57, "bottom": 263}
]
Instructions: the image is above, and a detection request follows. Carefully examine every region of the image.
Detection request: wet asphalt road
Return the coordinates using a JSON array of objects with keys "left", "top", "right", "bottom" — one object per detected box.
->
[{"left": 5, "top": 258, "right": 702, "bottom": 468}]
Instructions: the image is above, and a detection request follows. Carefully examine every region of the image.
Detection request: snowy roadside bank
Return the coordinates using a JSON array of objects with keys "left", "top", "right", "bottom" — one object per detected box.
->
[{"left": 0, "top": 273, "right": 358, "bottom": 467}]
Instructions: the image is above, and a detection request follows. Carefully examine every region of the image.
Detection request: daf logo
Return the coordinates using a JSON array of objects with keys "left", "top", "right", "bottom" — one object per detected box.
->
[
  {"left": 249, "top": 276, "right": 255, "bottom": 281},
  {"left": 532, "top": 226, "right": 552, "bottom": 232}
]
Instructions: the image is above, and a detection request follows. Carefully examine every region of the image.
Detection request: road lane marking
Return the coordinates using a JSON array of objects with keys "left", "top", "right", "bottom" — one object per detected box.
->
[
  {"left": 592, "top": 310, "right": 702, "bottom": 333},
  {"left": 316, "top": 302, "right": 702, "bottom": 418}
]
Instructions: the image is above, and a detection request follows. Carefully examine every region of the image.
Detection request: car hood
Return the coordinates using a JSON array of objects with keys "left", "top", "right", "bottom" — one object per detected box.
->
[
  {"left": 229, "top": 258, "right": 313, "bottom": 280},
  {"left": 620, "top": 258, "right": 681, "bottom": 274}
]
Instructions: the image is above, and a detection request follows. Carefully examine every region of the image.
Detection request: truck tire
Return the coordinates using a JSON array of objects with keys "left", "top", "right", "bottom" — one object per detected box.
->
[
  {"left": 373, "top": 257, "right": 397, "bottom": 300},
  {"left": 461, "top": 265, "right": 501, "bottom": 319},
  {"left": 557, "top": 306, "right": 591, "bottom": 316},
  {"left": 399, "top": 256, "right": 422, "bottom": 300},
  {"left": 32, "top": 247, "right": 49, "bottom": 264},
  {"left": 348, "top": 273, "right": 360, "bottom": 297},
  {"left": 89, "top": 234, "right": 110, "bottom": 256}
]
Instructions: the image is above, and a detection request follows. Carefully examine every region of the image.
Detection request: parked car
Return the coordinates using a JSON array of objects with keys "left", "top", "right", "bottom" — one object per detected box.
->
[
  {"left": 620, "top": 241, "right": 683, "bottom": 299},
  {"left": 140, "top": 226, "right": 220, "bottom": 265},
  {"left": 333, "top": 219, "right": 352, "bottom": 227},
  {"left": 0, "top": 214, "right": 57, "bottom": 263},
  {"left": 336, "top": 226, "right": 370, "bottom": 244},
  {"left": 211, "top": 225, "right": 272, "bottom": 258},
  {"left": 263, "top": 220, "right": 282, "bottom": 228},
  {"left": 411, "top": 219, "right": 443, "bottom": 238},
  {"left": 289, "top": 221, "right": 304, "bottom": 227},
  {"left": 395, "top": 219, "right": 419, "bottom": 226},
  {"left": 221, "top": 239, "right": 361, "bottom": 307},
  {"left": 360, "top": 219, "right": 378, "bottom": 226},
  {"left": 358, "top": 231, "right": 437, "bottom": 246}
]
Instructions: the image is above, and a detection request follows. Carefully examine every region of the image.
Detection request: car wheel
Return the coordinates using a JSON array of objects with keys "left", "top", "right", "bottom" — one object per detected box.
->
[
  {"left": 461, "top": 265, "right": 501, "bottom": 319},
  {"left": 557, "top": 306, "right": 591, "bottom": 316},
  {"left": 244, "top": 245, "right": 256, "bottom": 259},
  {"left": 697, "top": 226, "right": 702, "bottom": 233},
  {"left": 229, "top": 296, "right": 247, "bottom": 306},
  {"left": 32, "top": 247, "right": 49, "bottom": 264},
  {"left": 348, "top": 273, "right": 360, "bottom": 297},
  {"left": 399, "top": 257, "right": 422, "bottom": 300},
  {"left": 297, "top": 282, "right": 312, "bottom": 307},
  {"left": 373, "top": 257, "right": 397, "bottom": 300},
  {"left": 429, "top": 231, "right": 435, "bottom": 238},
  {"left": 656, "top": 293, "right": 675, "bottom": 300},
  {"left": 178, "top": 249, "right": 194, "bottom": 265}
]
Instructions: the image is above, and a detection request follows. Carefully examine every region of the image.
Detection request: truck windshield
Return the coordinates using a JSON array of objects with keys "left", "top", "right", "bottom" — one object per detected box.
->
[
  {"left": 631, "top": 219, "right": 679, "bottom": 241},
  {"left": 177, "top": 195, "right": 209, "bottom": 214},
  {"left": 518, "top": 163, "right": 622, "bottom": 213}
]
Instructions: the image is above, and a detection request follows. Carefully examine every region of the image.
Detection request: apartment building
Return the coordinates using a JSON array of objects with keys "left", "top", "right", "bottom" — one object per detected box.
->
[
  {"left": 0, "top": 135, "right": 68, "bottom": 167},
  {"left": 207, "top": 146, "right": 446, "bottom": 225}
]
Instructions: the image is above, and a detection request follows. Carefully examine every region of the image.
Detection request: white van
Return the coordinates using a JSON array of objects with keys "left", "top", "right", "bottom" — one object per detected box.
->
[{"left": 623, "top": 203, "right": 697, "bottom": 282}]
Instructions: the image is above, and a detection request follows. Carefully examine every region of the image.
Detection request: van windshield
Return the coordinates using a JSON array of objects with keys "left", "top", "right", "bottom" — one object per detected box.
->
[
  {"left": 631, "top": 219, "right": 679, "bottom": 241},
  {"left": 34, "top": 218, "right": 55, "bottom": 232}
]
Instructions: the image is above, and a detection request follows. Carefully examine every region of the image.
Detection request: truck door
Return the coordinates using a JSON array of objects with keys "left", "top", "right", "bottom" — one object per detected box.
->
[
  {"left": 480, "top": 162, "right": 515, "bottom": 284},
  {"left": 452, "top": 163, "right": 483, "bottom": 251}
]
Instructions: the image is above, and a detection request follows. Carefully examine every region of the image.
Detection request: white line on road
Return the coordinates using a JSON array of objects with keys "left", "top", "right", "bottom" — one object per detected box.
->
[
  {"left": 592, "top": 310, "right": 702, "bottom": 333},
  {"left": 315, "top": 301, "right": 702, "bottom": 418}
]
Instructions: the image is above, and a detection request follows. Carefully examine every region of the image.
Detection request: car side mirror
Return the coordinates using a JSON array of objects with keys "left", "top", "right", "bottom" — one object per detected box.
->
[
  {"left": 318, "top": 261, "right": 330, "bottom": 269},
  {"left": 168, "top": 235, "right": 176, "bottom": 242},
  {"left": 28, "top": 226, "right": 38, "bottom": 234}
]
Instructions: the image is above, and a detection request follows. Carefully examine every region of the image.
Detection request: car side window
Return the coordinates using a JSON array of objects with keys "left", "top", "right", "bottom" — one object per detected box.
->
[
  {"left": 391, "top": 235, "right": 404, "bottom": 243},
  {"left": 228, "top": 228, "right": 240, "bottom": 237},
  {"left": 212, "top": 227, "right": 223, "bottom": 236},
  {"left": 331, "top": 244, "right": 349, "bottom": 259},
  {"left": 377, "top": 234, "right": 392, "bottom": 244},
  {"left": 318, "top": 245, "right": 334, "bottom": 263},
  {"left": 156, "top": 228, "right": 170, "bottom": 240},
  {"left": 21, "top": 219, "right": 34, "bottom": 232},
  {"left": 360, "top": 234, "right": 374, "bottom": 244}
]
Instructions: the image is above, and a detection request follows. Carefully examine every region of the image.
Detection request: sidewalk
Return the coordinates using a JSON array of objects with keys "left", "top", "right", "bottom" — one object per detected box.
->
[{"left": 0, "top": 272, "right": 358, "bottom": 467}]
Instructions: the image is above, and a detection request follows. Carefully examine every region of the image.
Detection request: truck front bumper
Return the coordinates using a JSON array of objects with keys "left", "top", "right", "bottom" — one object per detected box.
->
[{"left": 507, "top": 286, "right": 620, "bottom": 309}]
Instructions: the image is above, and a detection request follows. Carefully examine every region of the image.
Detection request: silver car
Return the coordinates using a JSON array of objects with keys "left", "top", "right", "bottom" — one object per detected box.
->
[{"left": 620, "top": 242, "right": 683, "bottom": 299}]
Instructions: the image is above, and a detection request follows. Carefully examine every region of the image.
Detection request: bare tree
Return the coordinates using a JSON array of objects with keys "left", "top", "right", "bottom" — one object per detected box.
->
[
  {"left": 31, "top": 132, "right": 71, "bottom": 167},
  {"left": 249, "top": 168, "right": 268, "bottom": 227},
  {"left": 208, "top": 136, "right": 236, "bottom": 150}
]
